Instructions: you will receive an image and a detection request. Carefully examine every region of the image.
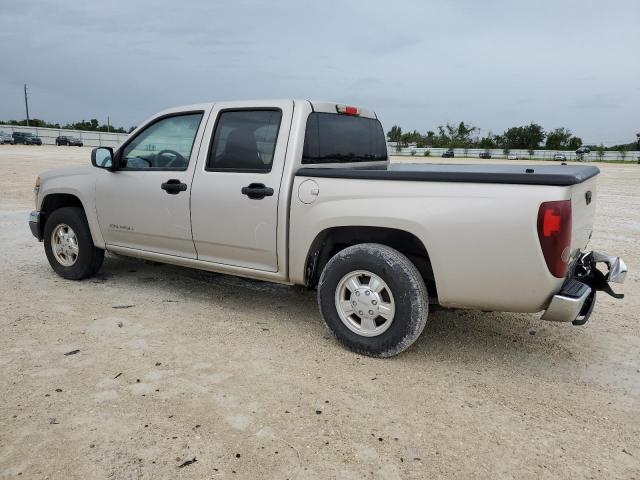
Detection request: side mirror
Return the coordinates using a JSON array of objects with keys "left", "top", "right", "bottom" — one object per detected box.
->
[{"left": 91, "top": 147, "right": 115, "bottom": 170}]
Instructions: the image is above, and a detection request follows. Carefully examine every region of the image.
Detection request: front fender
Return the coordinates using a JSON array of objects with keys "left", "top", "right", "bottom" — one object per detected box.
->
[{"left": 38, "top": 167, "right": 105, "bottom": 249}]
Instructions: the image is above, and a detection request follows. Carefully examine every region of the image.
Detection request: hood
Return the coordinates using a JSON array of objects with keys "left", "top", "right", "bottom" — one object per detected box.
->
[{"left": 40, "top": 164, "right": 95, "bottom": 182}]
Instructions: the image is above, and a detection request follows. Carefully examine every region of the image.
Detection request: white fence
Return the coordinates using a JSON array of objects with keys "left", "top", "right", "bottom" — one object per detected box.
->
[
  {"left": 0, "top": 124, "right": 129, "bottom": 148},
  {"left": 2, "top": 125, "right": 638, "bottom": 162},
  {"left": 388, "top": 145, "right": 640, "bottom": 162}
]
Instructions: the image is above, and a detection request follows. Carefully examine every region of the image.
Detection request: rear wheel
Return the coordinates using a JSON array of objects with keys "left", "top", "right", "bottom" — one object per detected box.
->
[
  {"left": 318, "top": 243, "right": 429, "bottom": 357},
  {"left": 43, "top": 207, "right": 104, "bottom": 280}
]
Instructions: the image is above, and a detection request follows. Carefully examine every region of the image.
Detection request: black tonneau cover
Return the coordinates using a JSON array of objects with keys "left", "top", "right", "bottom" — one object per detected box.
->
[{"left": 296, "top": 163, "right": 600, "bottom": 186}]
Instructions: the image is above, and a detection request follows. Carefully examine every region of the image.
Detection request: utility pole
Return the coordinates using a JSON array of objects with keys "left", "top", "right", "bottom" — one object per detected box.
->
[
  {"left": 107, "top": 115, "right": 111, "bottom": 133},
  {"left": 24, "top": 84, "right": 30, "bottom": 126}
]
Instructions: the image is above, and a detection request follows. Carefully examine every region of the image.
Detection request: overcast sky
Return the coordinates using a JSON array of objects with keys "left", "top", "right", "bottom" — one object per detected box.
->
[{"left": 1, "top": 0, "right": 638, "bottom": 145}]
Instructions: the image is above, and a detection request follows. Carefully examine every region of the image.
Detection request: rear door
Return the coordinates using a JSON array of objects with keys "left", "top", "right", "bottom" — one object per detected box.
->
[{"left": 190, "top": 100, "right": 293, "bottom": 272}]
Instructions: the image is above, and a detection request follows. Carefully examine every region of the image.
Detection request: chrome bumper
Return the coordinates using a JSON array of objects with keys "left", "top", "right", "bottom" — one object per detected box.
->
[
  {"left": 542, "top": 251, "right": 627, "bottom": 325},
  {"left": 29, "top": 210, "right": 43, "bottom": 241}
]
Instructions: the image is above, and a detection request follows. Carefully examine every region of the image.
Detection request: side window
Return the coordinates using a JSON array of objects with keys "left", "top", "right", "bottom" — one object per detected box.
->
[
  {"left": 120, "top": 112, "right": 203, "bottom": 170},
  {"left": 206, "top": 110, "right": 282, "bottom": 172}
]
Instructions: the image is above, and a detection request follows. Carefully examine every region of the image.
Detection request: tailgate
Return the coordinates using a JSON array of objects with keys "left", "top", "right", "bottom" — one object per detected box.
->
[{"left": 570, "top": 175, "right": 597, "bottom": 252}]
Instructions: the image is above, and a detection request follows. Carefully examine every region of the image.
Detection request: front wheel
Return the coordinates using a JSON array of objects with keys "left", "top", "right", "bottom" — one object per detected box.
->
[
  {"left": 43, "top": 207, "right": 104, "bottom": 280},
  {"left": 318, "top": 243, "right": 429, "bottom": 357}
]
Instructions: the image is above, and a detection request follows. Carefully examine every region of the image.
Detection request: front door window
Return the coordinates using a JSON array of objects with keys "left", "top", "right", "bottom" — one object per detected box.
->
[{"left": 120, "top": 113, "right": 203, "bottom": 170}]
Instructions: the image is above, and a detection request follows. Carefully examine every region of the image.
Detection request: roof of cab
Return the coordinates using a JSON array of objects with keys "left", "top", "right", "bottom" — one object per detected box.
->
[
  {"left": 153, "top": 100, "right": 378, "bottom": 120},
  {"left": 307, "top": 100, "right": 377, "bottom": 119}
]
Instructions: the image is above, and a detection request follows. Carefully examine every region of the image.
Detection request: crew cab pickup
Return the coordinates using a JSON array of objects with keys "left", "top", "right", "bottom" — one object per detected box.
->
[{"left": 28, "top": 100, "right": 627, "bottom": 357}]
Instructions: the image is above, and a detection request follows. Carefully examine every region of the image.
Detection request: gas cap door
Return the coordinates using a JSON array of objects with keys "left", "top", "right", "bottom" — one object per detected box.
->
[{"left": 298, "top": 179, "right": 319, "bottom": 204}]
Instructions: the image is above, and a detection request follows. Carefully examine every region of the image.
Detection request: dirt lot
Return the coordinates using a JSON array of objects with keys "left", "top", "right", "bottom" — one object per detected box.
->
[{"left": 1, "top": 145, "right": 638, "bottom": 479}]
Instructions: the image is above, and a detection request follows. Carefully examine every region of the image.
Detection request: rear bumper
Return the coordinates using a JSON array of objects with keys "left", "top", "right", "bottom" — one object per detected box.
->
[
  {"left": 542, "top": 251, "right": 627, "bottom": 325},
  {"left": 542, "top": 279, "right": 595, "bottom": 323},
  {"left": 29, "top": 210, "right": 43, "bottom": 241}
]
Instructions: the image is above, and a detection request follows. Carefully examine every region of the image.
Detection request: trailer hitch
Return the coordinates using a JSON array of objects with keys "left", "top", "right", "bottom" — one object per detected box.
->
[
  {"left": 573, "top": 251, "right": 626, "bottom": 300},
  {"left": 572, "top": 251, "right": 626, "bottom": 325}
]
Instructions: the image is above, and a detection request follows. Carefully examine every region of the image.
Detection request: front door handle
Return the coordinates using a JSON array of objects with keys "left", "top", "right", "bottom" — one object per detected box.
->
[
  {"left": 161, "top": 179, "right": 188, "bottom": 194},
  {"left": 241, "top": 183, "right": 274, "bottom": 200}
]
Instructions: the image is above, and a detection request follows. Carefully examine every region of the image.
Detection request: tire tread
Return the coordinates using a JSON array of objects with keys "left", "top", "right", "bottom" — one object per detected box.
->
[
  {"left": 43, "top": 207, "right": 104, "bottom": 280},
  {"left": 318, "top": 243, "right": 429, "bottom": 357}
]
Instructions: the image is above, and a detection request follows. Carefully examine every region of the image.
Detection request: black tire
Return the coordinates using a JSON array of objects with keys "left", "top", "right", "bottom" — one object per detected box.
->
[
  {"left": 318, "top": 243, "right": 428, "bottom": 357},
  {"left": 43, "top": 207, "right": 104, "bottom": 280}
]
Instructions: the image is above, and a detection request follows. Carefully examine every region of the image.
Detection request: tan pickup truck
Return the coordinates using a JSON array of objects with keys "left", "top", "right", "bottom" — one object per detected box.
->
[{"left": 28, "top": 100, "right": 627, "bottom": 357}]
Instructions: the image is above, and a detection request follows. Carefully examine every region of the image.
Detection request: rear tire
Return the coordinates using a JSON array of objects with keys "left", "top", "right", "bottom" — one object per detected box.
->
[
  {"left": 318, "top": 243, "right": 429, "bottom": 357},
  {"left": 43, "top": 207, "right": 104, "bottom": 280}
]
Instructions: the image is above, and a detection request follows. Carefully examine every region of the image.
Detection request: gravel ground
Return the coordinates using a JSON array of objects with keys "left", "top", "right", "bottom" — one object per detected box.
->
[{"left": 1, "top": 145, "right": 638, "bottom": 479}]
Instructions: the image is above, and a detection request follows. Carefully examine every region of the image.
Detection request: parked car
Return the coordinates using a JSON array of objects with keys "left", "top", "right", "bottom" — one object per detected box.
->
[
  {"left": 28, "top": 100, "right": 627, "bottom": 357},
  {"left": 441, "top": 149, "right": 454, "bottom": 158},
  {"left": 575, "top": 146, "right": 590, "bottom": 162},
  {"left": 507, "top": 154, "right": 519, "bottom": 160},
  {"left": 13, "top": 131, "right": 42, "bottom": 145},
  {"left": 0, "top": 132, "right": 15, "bottom": 144},
  {"left": 479, "top": 151, "right": 492, "bottom": 159},
  {"left": 554, "top": 153, "right": 567, "bottom": 161},
  {"left": 56, "top": 135, "right": 83, "bottom": 147}
]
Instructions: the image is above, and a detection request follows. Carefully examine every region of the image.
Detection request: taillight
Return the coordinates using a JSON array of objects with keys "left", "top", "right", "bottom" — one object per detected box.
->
[{"left": 537, "top": 200, "right": 572, "bottom": 277}]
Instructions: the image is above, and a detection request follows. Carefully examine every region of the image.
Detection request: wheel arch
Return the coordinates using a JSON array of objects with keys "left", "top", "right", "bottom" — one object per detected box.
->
[
  {"left": 39, "top": 193, "right": 86, "bottom": 239},
  {"left": 303, "top": 226, "right": 438, "bottom": 302}
]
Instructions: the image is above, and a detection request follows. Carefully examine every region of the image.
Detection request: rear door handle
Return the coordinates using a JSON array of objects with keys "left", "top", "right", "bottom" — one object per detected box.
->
[
  {"left": 161, "top": 179, "right": 188, "bottom": 194},
  {"left": 241, "top": 183, "right": 274, "bottom": 200}
]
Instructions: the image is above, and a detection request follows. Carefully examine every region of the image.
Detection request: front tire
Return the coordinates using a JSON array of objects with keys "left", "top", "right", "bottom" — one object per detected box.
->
[
  {"left": 318, "top": 243, "right": 429, "bottom": 357},
  {"left": 43, "top": 207, "right": 104, "bottom": 280}
]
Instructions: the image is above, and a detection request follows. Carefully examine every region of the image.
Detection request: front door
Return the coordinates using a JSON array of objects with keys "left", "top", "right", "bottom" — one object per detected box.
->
[
  {"left": 95, "top": 110, "right": 207, "bottom": 258},
  {"left": 190, "top": 101, "right": 293, "bottom": 271}
]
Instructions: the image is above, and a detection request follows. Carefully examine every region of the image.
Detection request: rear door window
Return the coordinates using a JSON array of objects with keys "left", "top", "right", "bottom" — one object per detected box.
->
[
  {"left": 302, "top": 113, "right": 388, "bottom": 164},
  {"left": 206, "top": 110, "right": 282, "bottom": 172}
]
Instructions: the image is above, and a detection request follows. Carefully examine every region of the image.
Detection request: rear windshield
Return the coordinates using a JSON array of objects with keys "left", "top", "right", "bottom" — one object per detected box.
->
[{"left": 302, "top": 112, "right": 388, "bottom": 164}]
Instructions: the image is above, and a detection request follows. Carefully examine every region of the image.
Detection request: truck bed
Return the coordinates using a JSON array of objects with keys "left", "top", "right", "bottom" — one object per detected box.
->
[{"left": 296, "top": 163, "right": 600, "bottom": 186}]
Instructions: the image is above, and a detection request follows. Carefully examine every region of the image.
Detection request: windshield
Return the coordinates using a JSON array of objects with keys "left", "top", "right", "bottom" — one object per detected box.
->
[{"left": 302, "top": 112, "right": 388, "bottom": 164}]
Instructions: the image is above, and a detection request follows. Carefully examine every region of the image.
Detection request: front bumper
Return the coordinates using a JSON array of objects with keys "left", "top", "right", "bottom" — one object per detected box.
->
[
  {"left": 542, "top": 251, "right": 627, "bottom": 325},
  {"left": 29, "top": 210, "right": 43, "bottom": 241}
]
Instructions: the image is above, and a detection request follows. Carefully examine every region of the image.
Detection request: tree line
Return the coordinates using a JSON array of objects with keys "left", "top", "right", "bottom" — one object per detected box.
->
[
  {"left": 0, "top": 118, "right": 135, "bottom": 134},
  {"left": 387, "top": 122, "right": 640, "bottom": 153}
]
